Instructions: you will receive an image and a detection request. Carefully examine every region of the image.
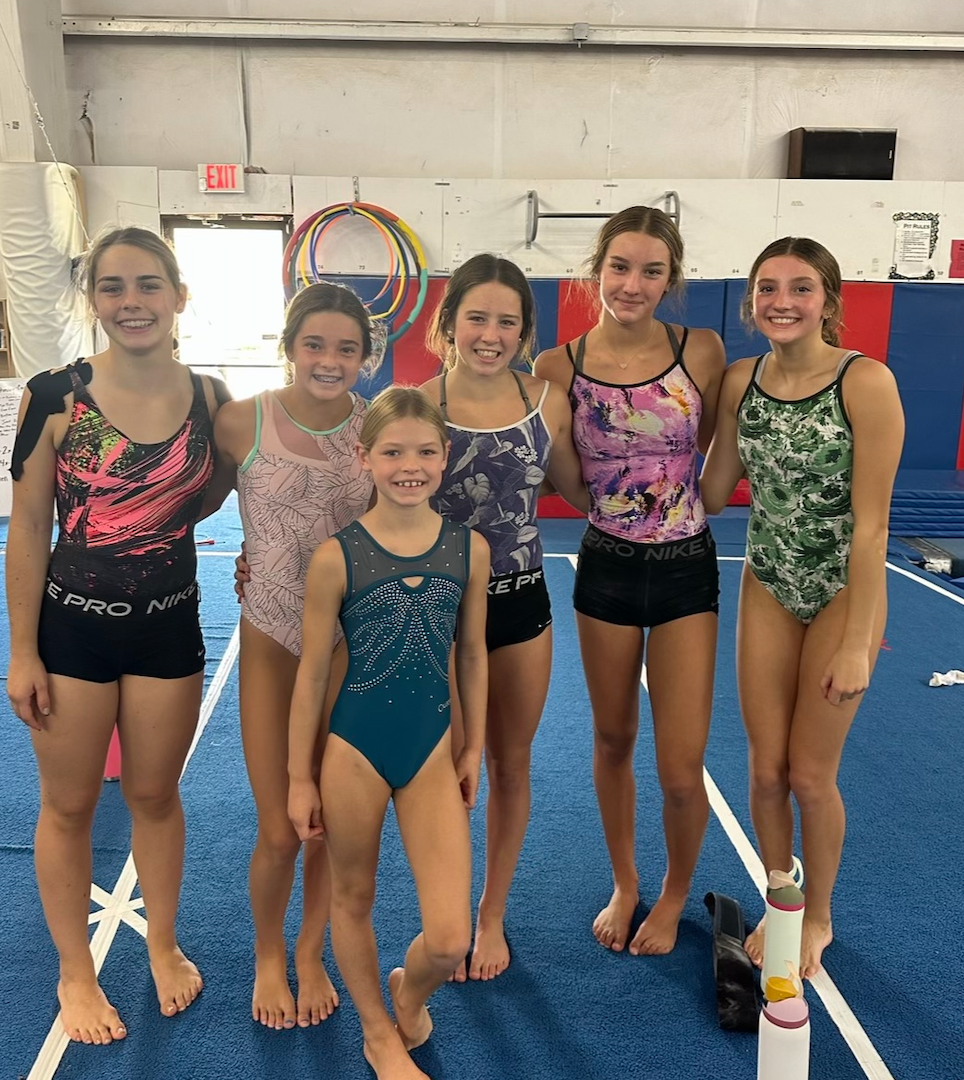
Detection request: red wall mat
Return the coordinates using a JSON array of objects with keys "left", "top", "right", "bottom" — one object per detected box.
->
[
  {"left": 538, "top": 493, "right": 585, "bottom": 519},
  {"left": 556, "top": 280, "right": 598, "bottom": 346},
  {"left": 840, "top": 282, "right": 893, "bottom": 363},
  {"left": 391, "top": 276, "right": 448, "bottom": 386}
]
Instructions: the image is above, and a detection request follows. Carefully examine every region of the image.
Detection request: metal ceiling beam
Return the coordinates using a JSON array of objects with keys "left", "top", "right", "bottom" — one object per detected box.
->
[{"left": 61, "top": 17, "right": 964, "bottom": 53}]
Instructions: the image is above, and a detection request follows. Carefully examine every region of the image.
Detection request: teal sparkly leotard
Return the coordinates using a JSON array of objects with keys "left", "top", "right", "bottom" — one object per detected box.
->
[
  {"left": 737, "top": 351, "right": 860, "bottom": 624},
  {"left": 328, "top": 517, "right": 470, "bottom": 788}
]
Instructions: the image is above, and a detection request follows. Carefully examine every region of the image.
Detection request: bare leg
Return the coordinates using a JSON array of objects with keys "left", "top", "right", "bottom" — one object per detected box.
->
[
  {"left": 294, "top": 642, "right": 347, "bottom": 1025},
  {"left": 392, "top": 733, "right": 472, "bottom": 1047},
  {"left": 31, "top": 676, "right": 128, "bottom": 1044},
  {"left": 631, "top": 612, "right": 716, "bottom": 955},
  {"left": 118, "top": 673, "right": 204, "bottom": 1017},
  {"left": 577, "top": 613, "right": 646, "bottom": 952},
  {"left": 322, "top": 736, "right": 427, "bottom": 1080},
  {"left": 789, "top": 586, "right": 886, "bottom": 979},
  {"left": 736, "top": 568, "right": 804, "bottom": 965},
  {"left": 470, "top": 628, "right": 551, "bottom": 980}
]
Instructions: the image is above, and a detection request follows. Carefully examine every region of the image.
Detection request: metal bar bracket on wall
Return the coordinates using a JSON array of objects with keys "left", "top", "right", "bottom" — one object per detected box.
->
[{"left": 525, "top": 189, "right": 680, "bottom": 248}]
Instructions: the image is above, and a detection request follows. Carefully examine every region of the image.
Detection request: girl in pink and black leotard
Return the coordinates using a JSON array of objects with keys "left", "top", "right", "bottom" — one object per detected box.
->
[
  {"left": 215, "top": 282, "right": 373, "bottom": 1031},
  {"left": 7, "top": 227, "right": 234, "bottom": 1045},
  {"left": 535, "top": 206, "right": 726, "bottom": 961}
]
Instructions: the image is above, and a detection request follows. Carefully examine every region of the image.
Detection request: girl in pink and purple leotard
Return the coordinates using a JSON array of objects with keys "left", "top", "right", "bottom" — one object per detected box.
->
[
  {"left": 535, "top": 206, "right": 726, "bottom": 961},
  {"left": 214, "top": 283, "right": 374, "bottom": 1031}
]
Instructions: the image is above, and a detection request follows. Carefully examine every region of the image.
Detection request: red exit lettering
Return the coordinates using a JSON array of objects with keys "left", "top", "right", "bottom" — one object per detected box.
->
[{"left": 199, "top": 164, "right": 244, "bottom": 192}]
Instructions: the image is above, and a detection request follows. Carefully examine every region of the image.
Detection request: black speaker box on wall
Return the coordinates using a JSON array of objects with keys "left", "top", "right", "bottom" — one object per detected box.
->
[{"left": 787, "top": 128, "right": 897, "bottom": 180}]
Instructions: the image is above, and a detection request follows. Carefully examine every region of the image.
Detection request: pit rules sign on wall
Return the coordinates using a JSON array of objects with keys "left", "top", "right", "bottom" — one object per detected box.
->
[{"left": 198, "top": 164, "right": 245, "bottom": 193}]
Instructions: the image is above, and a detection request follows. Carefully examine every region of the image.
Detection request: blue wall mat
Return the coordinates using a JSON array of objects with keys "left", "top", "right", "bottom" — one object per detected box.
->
[
  {"left": 722, "top": 279, "right": 769, "bottom": 365},
  {"left": 656, "top": 280, "right": 728, "bottom": 336},
  {"left": 888, "top": 284, "right": 964, "bottom": 470},
  {"left": 530, "top": 278, "right": 561, "bottom": 358}
]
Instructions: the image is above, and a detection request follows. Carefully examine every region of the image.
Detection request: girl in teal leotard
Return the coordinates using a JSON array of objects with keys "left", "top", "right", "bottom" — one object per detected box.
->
[
  {"left": 287, "top": 387, "right": 490, "bottom": 1080},
  {"left": 701, "top": 237, "right": 904, "bottom": 980}
]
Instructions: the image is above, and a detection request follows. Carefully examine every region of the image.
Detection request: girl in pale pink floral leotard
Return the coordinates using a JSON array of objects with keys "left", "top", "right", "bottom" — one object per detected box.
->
[{"left": 215, "top": 283, "right": 374, "bottom": 1032}]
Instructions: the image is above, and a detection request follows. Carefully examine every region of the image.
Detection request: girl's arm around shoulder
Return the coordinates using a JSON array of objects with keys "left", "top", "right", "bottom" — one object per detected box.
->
[
  {"left": 683, "top": 327, "right": 727, "bottom": 455},
  {"left": 698, "top": 357, "right": 755, "bottom": 515},
  {"left": 542, "top": 381, "right": 588, "bottom": 513},
  {"left": 287, "top": 538, "right": 347, "bottom": 838},
  {"left": 453, "top": 530, "right": 490, "bottom": 809},
  {"left": 199, "top": 379, "right": 241, "bottom": 521}
]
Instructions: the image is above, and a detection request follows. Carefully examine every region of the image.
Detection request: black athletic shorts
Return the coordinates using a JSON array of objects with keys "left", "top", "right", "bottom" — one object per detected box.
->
[
  {"left": 37, "top": 578, "right": 206, "bottom": 683},
  {"left": 485, "top": 567, "right": 552, "bottom": 652},
  {"left": 573, "top": 525, "right": 719, "bottom": 628}
]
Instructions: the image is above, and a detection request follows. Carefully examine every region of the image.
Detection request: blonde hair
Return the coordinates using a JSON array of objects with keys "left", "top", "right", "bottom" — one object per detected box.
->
[
  {"left": 358, "top": 386, "right": 448, "bottom": 451},
  {"left": 425, "top": 254, "right": 537, "bottom": 371},
  {"left": 80, "top": 226, "right": 182, "bottom": 309},
  {"left": 742, "top": 237, "right": 844, "bottom": 347}
]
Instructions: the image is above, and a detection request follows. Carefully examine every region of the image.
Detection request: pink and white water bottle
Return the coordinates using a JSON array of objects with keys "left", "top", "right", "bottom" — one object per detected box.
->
[{"left": 757, "top": 996, "right": 810, "bottom": 1080}]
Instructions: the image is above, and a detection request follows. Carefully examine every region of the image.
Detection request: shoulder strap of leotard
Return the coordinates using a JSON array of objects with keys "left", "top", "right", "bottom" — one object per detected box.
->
[
  {"left": 836, "top": 350, "right": 864, "bottom": 378},
  {"left": 663, "top": 323, "right": 689, "bottom": 367},
  {"left": 11, "top": 360, "right": 92, "bottom": 481},
  {"left": 736, "top": 353, "right": 769, "bottom": 418},
  {"left": 510, "top": 370, "right": 534, "bottom": 412},
  {"left": 564, "top": 332, "right": 589, "bottom": 374},
  {"left": 438, "top": 371, "right": 450, "bottom": 422}
]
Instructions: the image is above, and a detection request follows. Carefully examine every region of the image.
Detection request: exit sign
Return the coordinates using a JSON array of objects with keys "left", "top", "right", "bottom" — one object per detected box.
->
[{"left": 198, "top": 164, "right": 245, "bottom": 193}]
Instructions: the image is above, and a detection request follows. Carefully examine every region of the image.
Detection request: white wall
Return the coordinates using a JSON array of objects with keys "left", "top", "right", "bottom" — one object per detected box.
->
[
  {"left": 58, "top": 5, "right": 964, "bottom": 181},
  {"left": 78, "top": 166, "right": 964, "bottom": 284}
]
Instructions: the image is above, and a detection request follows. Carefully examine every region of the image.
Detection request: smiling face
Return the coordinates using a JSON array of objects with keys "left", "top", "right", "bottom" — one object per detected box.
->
[
  {"left": 359, "top": 416, "right": 449, "bottom": 507},
  {"left": 287, "top": 310, "right": 366, "bottom": 399},
  {"left": 750, "top": 255, "right": 830, "bottom": 345},
  {"left": 451, "top": 281, "right": 525, "bottom": 377},
  {"left": 91, "top": 244, "right": 186, "bottom": 354},
  {"left": 597, "top": 231, "right": 672, "bottom": 327}
]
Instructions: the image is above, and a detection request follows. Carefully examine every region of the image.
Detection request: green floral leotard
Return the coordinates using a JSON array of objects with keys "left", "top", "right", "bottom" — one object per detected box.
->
[{"left": 737, "top": 352, "right": 861, "bottom": 624}]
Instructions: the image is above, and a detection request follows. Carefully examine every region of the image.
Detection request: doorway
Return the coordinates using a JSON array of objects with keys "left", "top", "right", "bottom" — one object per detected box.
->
[{"left": 165, "top": 218, "right": 289, "bottom": 399}]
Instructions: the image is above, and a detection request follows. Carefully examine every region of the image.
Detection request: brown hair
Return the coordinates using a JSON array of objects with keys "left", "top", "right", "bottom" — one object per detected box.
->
[
  {"left": 358, "top": 385, "right": 448, "bottom": 452},
  {"left": 81, "top": 226, "right": 182, "bottom": 307},
  {"left": 281, "top": 281, "right": 375, "bottom": 361},
  {"left": 584, "top": 205, "right": 685, "bottom": 296},
  {"left": 426, "top": 254, "right": 537, "bottom": 370},
  {"left": 742, "top": 237, "right": 843, "bottom": 347}
]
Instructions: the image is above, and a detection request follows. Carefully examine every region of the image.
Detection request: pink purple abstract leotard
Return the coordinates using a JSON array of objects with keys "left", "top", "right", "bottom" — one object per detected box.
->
[{"left": 567, "top": 325, "right": 707, "bottom": 543}]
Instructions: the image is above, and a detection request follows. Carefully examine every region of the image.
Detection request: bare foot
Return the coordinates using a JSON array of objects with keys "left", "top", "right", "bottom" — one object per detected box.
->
[
  {"left": 629, "top": 892, "right": 686, "bottom": 956},
  {"left": 447, "top": 958, "right": 467, "bottom": 984},
  {"left": 294, "top": 943, "right": 339, "bottom": 1027},
  {"left": 388, "top": 967, "right": 433, "bottom": 1050},
  {"left": 468, "top": 914, "right": 510, "bottom": 981},
  {"left": 251, "top": 948, "right": 296, "bottom": 1030},
  {"left": 744, "top": 915, "right": 765, "bottom": 969},
  {"left": 149, "top": 945, "right": 203, "bottom": 1017},
  {"left": 800, "top": 916, "right": 833, "bottom": 980},
  {"left": 58, "top": 977, "right": 127, "bottom": 1045},
  {"left": 592, "top": 885, "right": 639, "bottom": 952},
  {"left": 363, "top": 1033, "right": 431, "bottom": 1079}
]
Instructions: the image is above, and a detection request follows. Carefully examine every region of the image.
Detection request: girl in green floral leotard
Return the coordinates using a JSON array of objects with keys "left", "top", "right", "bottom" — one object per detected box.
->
[{"left": 700, "top": 237, "right": 904, "bottom": 981}]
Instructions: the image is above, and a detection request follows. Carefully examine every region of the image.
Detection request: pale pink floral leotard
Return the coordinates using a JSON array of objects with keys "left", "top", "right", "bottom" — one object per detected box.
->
[{"left": 236, "top": 391, "right": 371, "bottom": 656}]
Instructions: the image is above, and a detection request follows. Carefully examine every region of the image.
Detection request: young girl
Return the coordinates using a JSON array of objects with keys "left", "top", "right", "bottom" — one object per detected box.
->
[
  {"left": 214, "top": 283, "right": 374, "bottom": 1029},
  {"left": 535, "top": 206, "right": 726, "bottom": 957},
  {"left": 700, "top": 237, "right": 903, "bottom": 978},
  {"left": 287, "top": 387, "right": 489, "bottom": 1080},
  {"left": 421, "top": 253, "right": 587, "bottom": 981},
  {"left": 6, "top": 227, "right": 233, "bottom": 1044}
]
